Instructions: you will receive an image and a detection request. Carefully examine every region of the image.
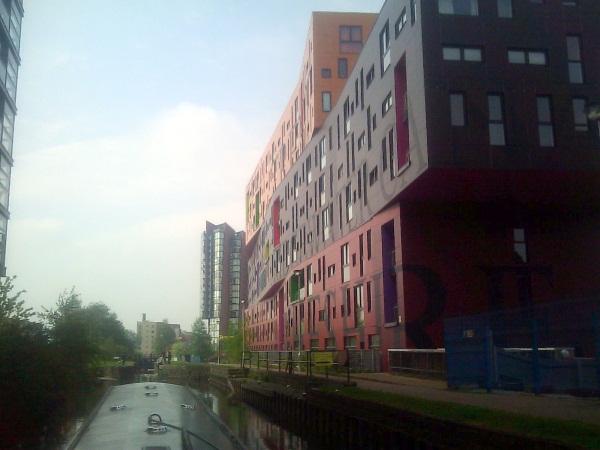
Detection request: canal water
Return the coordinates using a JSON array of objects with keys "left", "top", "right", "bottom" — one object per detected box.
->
[{"left": 194, "top": 383, "right": 311, "bottom": 450}]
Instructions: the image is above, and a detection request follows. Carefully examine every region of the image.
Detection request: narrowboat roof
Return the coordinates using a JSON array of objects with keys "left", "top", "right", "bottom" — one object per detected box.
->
[{"left": 66, "top": 382, "right": 245, "bottom": 450}]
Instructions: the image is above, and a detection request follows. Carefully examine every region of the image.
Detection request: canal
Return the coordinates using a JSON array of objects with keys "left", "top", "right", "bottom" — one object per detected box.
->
[{"left": 194, "top": 382, "right": 310, "bottom": 449}]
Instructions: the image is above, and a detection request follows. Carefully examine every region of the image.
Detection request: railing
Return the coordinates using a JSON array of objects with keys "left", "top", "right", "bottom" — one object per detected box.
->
[
  {"left": 388, "top": 349, "right": 447, "bottom": 379},
  {"left": 242, "top": 349, "right": 382, "bottom": 379}
]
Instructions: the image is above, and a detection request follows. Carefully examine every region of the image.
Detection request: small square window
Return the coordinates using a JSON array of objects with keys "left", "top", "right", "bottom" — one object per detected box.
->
[
  {"left": 464, "top": 48, "right": 482, "bottom": 61},
  {"left": 322, "top": 68, "right": 331, "bottom": 78},
  {"left": 443, "top": 47, "right": 461, "bottom": 61},
  {"left": 528, "top": 51, "right": 547, "bottom": 65},
  {"left": 508, "top": 50, "right": 526, "bottom": 63}
]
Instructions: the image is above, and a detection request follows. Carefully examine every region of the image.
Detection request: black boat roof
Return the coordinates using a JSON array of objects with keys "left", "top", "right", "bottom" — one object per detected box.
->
[{"left": 66, "top": 382, "right": 245, "bottom": 450}]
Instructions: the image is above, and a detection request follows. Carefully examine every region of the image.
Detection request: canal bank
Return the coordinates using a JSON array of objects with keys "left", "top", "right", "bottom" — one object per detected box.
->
[{"left": 157, "top": 364, "right": 600, "bottom": 449}]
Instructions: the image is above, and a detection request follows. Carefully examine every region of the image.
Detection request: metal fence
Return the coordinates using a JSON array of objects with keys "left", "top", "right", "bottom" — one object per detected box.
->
[
  {"left": 388, "top": 349, "right": 447, "bottom": 379},
  {"left": 444, "top": 298, "right": 600, "bottom": 395},
  {"left": 243, "top": 349, "right": 381, "bottom": 376}
]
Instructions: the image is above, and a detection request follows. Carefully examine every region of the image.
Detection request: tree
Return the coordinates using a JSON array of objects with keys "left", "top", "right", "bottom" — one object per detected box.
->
[
  {"left": 0, "top": 282, "right": 137, "bottom": 447},
  {"left": 0, "top": 276, "right": 31, "bottom": 326},
  {"left": 82, "top": 302, "right": 135, "bottom": 360},
  {"left": 221, "top": 322, "right": 243, "bottom": 364},
  {"left": 190, "top": 317, "right": 213, "bottom": 361},
  {"left": 2, "top": 286, "right": 99, "bottom": 447},
  {"left": 171, "top": 341, "right": 189, "bottom": 361},
  {"left": 153, "top": 319, "right": 176, "bottom": 355}
]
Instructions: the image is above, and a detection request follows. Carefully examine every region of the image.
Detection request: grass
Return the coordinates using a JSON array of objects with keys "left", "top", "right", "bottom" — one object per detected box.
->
[{"left": 320, "top": 386, "right": 600, "bottom": 448}]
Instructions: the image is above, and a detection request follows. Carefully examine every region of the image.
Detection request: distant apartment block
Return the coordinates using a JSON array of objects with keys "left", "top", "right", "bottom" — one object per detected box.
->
[
  {"left": 200, "top": 221, "right": 247, "bottom": 350},
  {"left": 243, "top": 1, "right": 600, "bottom": 370},
  {"left": 136, "top": 314, "right": 181, "bottom": 356}
]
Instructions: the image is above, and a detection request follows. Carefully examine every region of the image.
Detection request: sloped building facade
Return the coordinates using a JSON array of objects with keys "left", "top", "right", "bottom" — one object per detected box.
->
[{"left": 244, "top": 1, "right": 600, "bottom": 371}]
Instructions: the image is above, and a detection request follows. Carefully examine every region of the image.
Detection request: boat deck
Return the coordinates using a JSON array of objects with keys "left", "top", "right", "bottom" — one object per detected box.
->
[{"left": 67, "top": 382, "right": 244, "bottom": 450}]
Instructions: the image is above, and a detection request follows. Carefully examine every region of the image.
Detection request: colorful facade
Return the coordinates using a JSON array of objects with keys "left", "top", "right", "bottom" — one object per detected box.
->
[{"left": 244, "top": 1, "right": 600, "bottom": 371}]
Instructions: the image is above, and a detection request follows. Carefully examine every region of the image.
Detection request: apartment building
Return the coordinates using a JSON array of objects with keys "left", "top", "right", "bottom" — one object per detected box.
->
[
  {"left": 200, "top": 221, "right": 246, "bottom": 350},
  {"left": 0, "top": 1, "right": 23, "bottom": 276},
  {"left": 244, "top": 0, "right": 600, "bottom": 370},
  {"left": 137, "top": 314, "right": 181, "bottom": 356}
]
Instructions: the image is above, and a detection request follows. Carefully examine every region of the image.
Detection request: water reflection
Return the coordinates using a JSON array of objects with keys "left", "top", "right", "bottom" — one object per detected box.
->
[{"left": 196, "top": 384, "right": 309, "bottom": 450}]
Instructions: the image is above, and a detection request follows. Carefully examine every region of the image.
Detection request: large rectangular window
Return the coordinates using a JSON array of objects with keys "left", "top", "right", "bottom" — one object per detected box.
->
[
  {"left": 443, "top": 46, "right": 482, "bottom": 62},
  {"left": 508, "top": 49, "right": 547, "bottom": 65},
  {"left": 345, "top": 183, "right": 353, "bottom": 222},
  {"left": 382, "top": 92, "right": 393, "bottom": 117},
  {"left": 439, "top": 0, "right": 479, "bottom": 15},
  {"left": 450, "top": 93, "right": 466, "bottom": 127},
  {"left": 340, "top": 25, "right": 362, "bottom": 53},
  {"left": 322, "top": 92, "right": 331, "bottom": 112},
  {"left": 395, "top": 8, "right": 407, "bottom": 37},
  {"left": 573, "top": 98, "right": 588, "bottom": 131},
  {"left": 488, "top": 94, "right": 506, "bottom": 146},
  {"left": 497, "top": 0, "right": 513, "bottom": 17},
  {"left": 537, "top": 96, "right": 555, "bottom": 147},
  {"left": 566, "top": 35, "right": 584, "bottom": 84},
  {"left": 379, "top": 22, "right": 390, "bottom": 74},
  {"left": 338, "top": 58, "right": 348, "bottom": 78}
]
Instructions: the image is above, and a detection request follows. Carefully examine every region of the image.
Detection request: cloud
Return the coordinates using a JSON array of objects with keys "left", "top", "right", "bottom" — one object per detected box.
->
[{"left": 7, "top": 102, "right": 264, "bottom": 330}]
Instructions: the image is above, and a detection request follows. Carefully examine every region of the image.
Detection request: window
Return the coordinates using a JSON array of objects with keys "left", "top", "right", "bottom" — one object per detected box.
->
[
  {"left": 369, "top": 166, "right": 378, "bottom": 185},
  {"left": 488, "top": 94, "right": 506, "bottom": 145},
  {"left": 508, "top": 50, "right": 547, "bottom": 65},
  {"left": 340, "top": 25, "right": 362, "bottom": 53},
  {"left": 366, "top": 65, "right": 375, "bottom": 88},
  {"left": 410, "top": 0, "right": 417, "bottom": 24},
  {"left": 379, "top": 22, "right": 390, "bottom": 74},
  {"left": 322, "top": 92, "right": 331, "bottom": 112},
  {"left": 345, "top": 183, "right": 353, "bottom": 222},
  {"left": 566, "top": 36, "right": 583, "bottom": 84},
  {"left": 381, "top": 136, "right": 388, "bottom": 171},
  {"left": 338, "top": 58, "right": 348, "bottom": 78},
  {"left": 388, "top": 128, "right": 396, "bottom": 179},
  {"left": 514, "top": 228, "right": 527, "bottom": 263},
  {"left": 573, "top": 98, "right": 588, "bottom": 131},
  {"left": 357, "top": 132, "right": 365, "bottom": 150},
  {"left": 497, "top": 0, "right": 513, "bottom": 17},
  {"left": 450, "top": 93, "right": 466, "bottom": 127},
  {"left": 443, "top": 46, "right": 482, "bottom": 62},
  {"left": 382, "top": 92, "right": 393, "bottom": 116},
  {"left": 341, "top": 243, "right": 350, "bottom": 282},
  {"left": 537, "top": 96, "right": 554, "bottom": 147},
  {"left": 344, "top": 335, "right": 357, "bottom": 349},
  {"left": 438, "top": 0, "right": 479, "bottom": 15},
  {"left": 322, "top": 68, "right": 331, "bottom": 78},
  {"left": 395, "top": 8, "right": 407, "bottom": 37},
  {"left": 368, "top": 334, "right": 380, "bottom": 348},
  {"left": 325, "top": 337, "right": 336, "bottom": 349},
  {"left": 1, "top": 103, "right": 15, "bottom": 155},
  {"left": 327, "top": 264, "right": 335, "bottom": 277},
  {"left": 319, "top": 136, "right": 326, "bottom": 169}
]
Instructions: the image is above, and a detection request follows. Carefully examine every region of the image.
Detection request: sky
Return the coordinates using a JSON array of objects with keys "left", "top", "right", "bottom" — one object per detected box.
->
[{"left": 8, "top": 0, "right": 385, "bottom": 332}]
